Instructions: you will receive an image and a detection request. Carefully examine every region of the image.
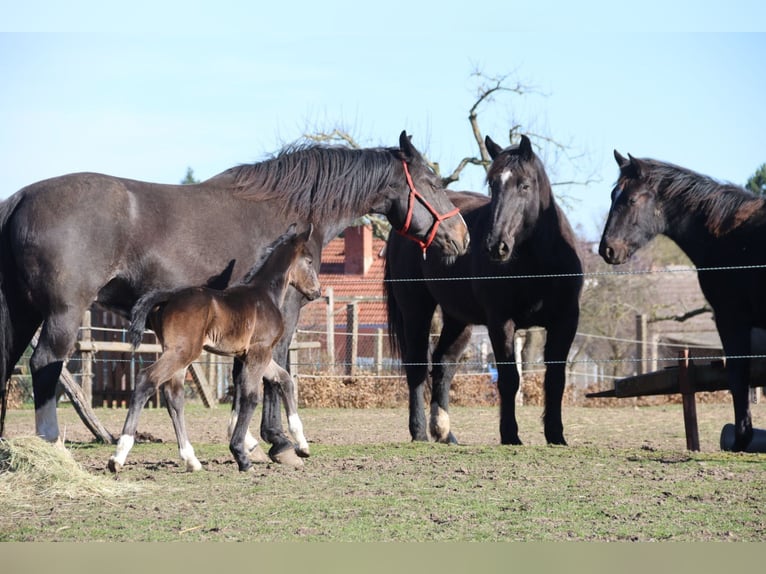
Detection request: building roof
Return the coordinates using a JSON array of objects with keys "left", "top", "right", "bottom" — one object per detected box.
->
[{"left": 298, "top": 235, "right": 387, "bottom": 329}]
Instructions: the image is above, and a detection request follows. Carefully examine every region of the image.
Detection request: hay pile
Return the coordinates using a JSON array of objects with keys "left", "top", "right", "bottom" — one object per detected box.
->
[{"left": 0, "top": 437, "right": 142, "bottom": 505}]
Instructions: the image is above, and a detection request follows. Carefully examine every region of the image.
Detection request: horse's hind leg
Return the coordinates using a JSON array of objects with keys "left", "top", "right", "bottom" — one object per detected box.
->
[
  {"left": 429, "top": 318, "right": 471, "bottom": 444},
  {"left": 163, "top": 370, "right": 202, "bottom": 471},
  {"left": 541, "top": 317, "right": 578, "bottom": 446},
  {"left": 264, "top": 359, "right": 309, "bottom": 459}
]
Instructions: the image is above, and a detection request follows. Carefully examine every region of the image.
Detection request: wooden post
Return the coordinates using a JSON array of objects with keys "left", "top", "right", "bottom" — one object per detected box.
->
[
  {"left": 678, "top": 349, "right": 700, "bottom": 452},
  {"left": 345, "top": 301, "right": 358, "bottom": 376},
  {"left": 375, "top": 328, "right": 384, "bottom": 375},
  {"left": 325, "top": 287, "right": 335, "bottom": 374},
  {"left": 80, "top": 310, "right": 93, "bottom": 406},
  {"left": 636, "top": 314, "right": 648, "bottom": 375}
]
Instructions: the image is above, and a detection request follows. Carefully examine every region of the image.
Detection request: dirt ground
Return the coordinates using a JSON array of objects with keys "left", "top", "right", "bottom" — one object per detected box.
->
[{"left": 4, "top": 399, "right": 765, "bottom": 453}]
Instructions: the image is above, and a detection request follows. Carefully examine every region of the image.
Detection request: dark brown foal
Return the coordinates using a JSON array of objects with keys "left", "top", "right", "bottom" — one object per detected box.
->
[{"left": 109, "top": 224, "right": 321, "bottom": 472}]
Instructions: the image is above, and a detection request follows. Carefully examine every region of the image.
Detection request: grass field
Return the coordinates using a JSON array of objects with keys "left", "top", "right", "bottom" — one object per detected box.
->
[{"left": 1, "top": 402, "right": 765, "bottom": 541}]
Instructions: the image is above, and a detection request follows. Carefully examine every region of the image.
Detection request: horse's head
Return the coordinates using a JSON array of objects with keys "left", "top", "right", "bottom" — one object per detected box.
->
[
  {"left": 287, "top": 224, "right": 322, "bottom": 301},
  {"left": 483, "top": 134, "right": 550, "bottom": 262},
  {"left": 599, "top": 151, "right": 665, "bottom": 265},
  {"left": 386, "top": 131, "right": 470, "bottom": 259}
]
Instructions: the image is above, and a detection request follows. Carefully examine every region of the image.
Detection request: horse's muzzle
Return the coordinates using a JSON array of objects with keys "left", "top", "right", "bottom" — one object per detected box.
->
[{"left": 599, "top": 239, "right": 629, "bottom": 265}]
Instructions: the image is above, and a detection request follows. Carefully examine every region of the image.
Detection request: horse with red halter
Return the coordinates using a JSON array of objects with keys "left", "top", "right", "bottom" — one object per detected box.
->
[
  {"left": 0, "top": 131, "right": 469, "bottom": 464},
  {"left": 385, "top": 135, "right": 582, "bottom": 445},
  {"left": 108, "top": 224, "right": 320, "bottom": 472},
  {"left": 600, "top": 151, "right": 766, "bottom": 451}
]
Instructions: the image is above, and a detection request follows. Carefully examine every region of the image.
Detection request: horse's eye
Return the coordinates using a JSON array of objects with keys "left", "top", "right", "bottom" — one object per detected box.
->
[{"left": 628, "top": 196, "right": 638, "bottom": 206}]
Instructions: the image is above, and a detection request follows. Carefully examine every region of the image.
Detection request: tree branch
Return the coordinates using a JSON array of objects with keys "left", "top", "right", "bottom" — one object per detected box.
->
[{"left": 649, "top": 305, "right": 713, "bottom": 323}]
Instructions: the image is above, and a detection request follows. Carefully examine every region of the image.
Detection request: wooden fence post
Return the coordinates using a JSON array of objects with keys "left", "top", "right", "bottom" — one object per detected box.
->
[
  {"left": 678, "top": 348, "right": 700, "bottom": 451},
  {"left": 636, "top": 314, "right": 648, "bottom": 375},
  {"left": 375, "top": 328, "right": 384, "bottom": 375},
  {"left": 325, "top": 287, "right": 335, "bottom": 374},
  {"left": 345, "top": 301, "right": 358, "bottom": 376},
  {"left": 80, "top": 310, "right": 93, "bottom": 406}
]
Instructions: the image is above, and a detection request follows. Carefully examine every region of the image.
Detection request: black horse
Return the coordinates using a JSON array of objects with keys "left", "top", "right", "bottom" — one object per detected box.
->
[
  {"left": 385, "top": 135, "right": 582, "bottom": 445},
  {"left": 0, "top": 131, "right": 470, "bottom": 462},
  {"left": 600, "top": 151, "right": 766, "bottom": 451}
]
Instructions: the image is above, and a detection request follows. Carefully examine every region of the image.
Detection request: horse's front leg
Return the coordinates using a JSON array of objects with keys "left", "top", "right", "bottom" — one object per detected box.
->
[
  {"left": 259, "top": 295, "right": 301, "bottom": 459},
  {"left": 489, "top": 319, "right": 522, "bottom": 445},
  {"left": 229, "top": 351, "right": 269, "bottom": 472},
  {"left": 429, "top": 318, "right": 471, "bottom": 444},
  {"left": 228, "top": 359, "right": 269, "bottom": 463},
  {"left": 264, "top": 359, "right": 308, "bottom": 465},
  {"left": 718, "top": 323, "right": 754, "bottom": 451}
]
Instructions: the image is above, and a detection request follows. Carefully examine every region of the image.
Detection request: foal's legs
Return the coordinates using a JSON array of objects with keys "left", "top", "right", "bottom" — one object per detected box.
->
[
  {"left": 429, "top": 317, "right": 471, "bottom": 444},
  {"left": 228, "top": 359, "right": 269, "bottom": 463},
  {"left": 229, "top": 348, "right": 269, "bottom": 471},
  {"left": 163, "top": 371, "right": 202, "bottom": 471},
  {"left": 108, "top": 354, "right": 185, "bottom": 472}
]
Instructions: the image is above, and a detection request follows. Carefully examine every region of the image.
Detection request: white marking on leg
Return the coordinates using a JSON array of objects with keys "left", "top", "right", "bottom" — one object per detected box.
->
[
  {"left": 110, "top": 434, "right": 135, "bottom": 467},
  {"left": 229, "top": 410, "right": 260, "bottom": 452},
  {"left": 35, "top": 397, "right": 60, "bottom": 442},
  {"left": 179, "top": 441, "right": 202, "bottom": 472},
  {"left": 429, "top": 403, "right": 451, "bottom": 442},
  {"left": 288, "top": 413, "right": 309, "bottom": 454}
]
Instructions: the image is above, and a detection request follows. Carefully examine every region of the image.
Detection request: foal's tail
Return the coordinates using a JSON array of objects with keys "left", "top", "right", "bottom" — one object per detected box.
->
[
  {"left": 128, "top": 290, "right": 175, "bottom": 349},
  {"left": 0, "top": 191, "right": 27, "bottom": 435}
]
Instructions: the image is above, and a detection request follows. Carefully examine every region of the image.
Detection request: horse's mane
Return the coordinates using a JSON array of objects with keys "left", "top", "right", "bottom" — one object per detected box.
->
[
  {"left": 238, "top": 225, "right": 298, "bottom": 286},
  {"left": 642, "top": 159, "right": 765, "bottom": 235},
  {"left": 214, "top": 144, "right": 404, "bottom": 222}
]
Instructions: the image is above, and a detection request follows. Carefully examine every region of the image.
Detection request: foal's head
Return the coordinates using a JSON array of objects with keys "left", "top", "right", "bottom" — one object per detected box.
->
[
  {"left": 483, "top": 134, "right": 552, "bottom": 262},
  {"left": 284, "top": 224, "right": 322, "bottom": 301}
]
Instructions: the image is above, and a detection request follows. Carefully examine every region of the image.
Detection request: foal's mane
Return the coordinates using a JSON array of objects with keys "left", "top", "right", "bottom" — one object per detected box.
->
[
  {"left": 216, "top": 144, "right": 405, "bottom": 222},
  {"left": 642, "top": 159, "right": 765, "bottom": 235},
  {"left": 237, "top": 226, "right": 298, "bottom": 286}
]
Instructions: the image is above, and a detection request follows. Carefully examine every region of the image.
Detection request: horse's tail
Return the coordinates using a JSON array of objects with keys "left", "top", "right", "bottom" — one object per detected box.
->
[
  {"left": 128, "top": 289, "right": 175, "bottom": 349},
  {"left": 383, "top": 252, "right": 405, "bottom": 362},
  {"left": 0, "top": 192, "right": 27, "bottom": 435}
]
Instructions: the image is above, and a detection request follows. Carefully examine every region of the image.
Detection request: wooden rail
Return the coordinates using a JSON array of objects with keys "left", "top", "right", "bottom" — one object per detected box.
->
[{"left": 587, "top": 354, "right": 766, "bottom": 451}]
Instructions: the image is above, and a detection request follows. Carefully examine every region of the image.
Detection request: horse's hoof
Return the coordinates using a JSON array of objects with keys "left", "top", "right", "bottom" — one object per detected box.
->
[
  {"left": 447, "top": 432, "right": 459, "bottom": 445},
  {"left": 271, "top": 448, "right": 305, "bottom": 468},
  {"left": 248, "top": 443, "right": 270, "bottom": 463},
  {"left": 236, "top": 460, "right": 253, "bottom": 472},
  {"left": 295, "top": 445, "right": 310, "bottom": 458},
  {"left": 107, "top": 458, "right": 121, "bottom": 473},
  {"left": 185, "top": 460, "right": 203, "bottom": 472}
]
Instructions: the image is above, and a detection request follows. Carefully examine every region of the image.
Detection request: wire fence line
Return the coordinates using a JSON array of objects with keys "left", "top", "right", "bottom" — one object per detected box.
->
[{"left": 331, "top": 262, "right": 766, "bottom": 285}]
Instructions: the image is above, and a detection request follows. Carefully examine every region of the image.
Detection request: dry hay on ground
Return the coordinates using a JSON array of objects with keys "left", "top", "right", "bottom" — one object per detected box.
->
[{"left": 0, "top": 437, "right": 143, "bottom": 504}]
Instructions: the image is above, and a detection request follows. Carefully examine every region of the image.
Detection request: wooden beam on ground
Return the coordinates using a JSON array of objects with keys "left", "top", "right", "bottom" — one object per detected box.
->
[{"left": 187, "top": 361, "right": 217, "bottom": 408}]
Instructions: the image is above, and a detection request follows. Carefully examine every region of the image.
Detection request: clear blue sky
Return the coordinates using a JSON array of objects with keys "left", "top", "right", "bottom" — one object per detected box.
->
[{"left": 2, "top": 1, "right": 765, "bottom": 240}]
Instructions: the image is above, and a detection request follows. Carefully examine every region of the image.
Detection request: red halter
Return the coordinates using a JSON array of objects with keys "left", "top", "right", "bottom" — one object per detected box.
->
[{"left": 396, "top": 160, "right": 461, "bottom": 256}]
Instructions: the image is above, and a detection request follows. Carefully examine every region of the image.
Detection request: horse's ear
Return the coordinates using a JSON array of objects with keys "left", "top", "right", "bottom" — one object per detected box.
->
[
  {"left": 519, "top": 134, "right": 533, "bottom": 158},
  {"left": 627, "top": 154, "right": 645, "bottom": 178},
  {"left": 485, "top": 136, "right": 504, "bottom": 160},
  {"left": 614, "top": 150, "right": 630, "bottom": 168},
  {"left": 399, "top": 130, "right": 423, "bottom": 162}
]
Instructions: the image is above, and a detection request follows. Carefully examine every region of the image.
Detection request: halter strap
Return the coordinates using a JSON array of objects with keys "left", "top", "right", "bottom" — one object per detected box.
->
[{"left": 397, "top": 160, "right": 461, "bottom": 256}]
